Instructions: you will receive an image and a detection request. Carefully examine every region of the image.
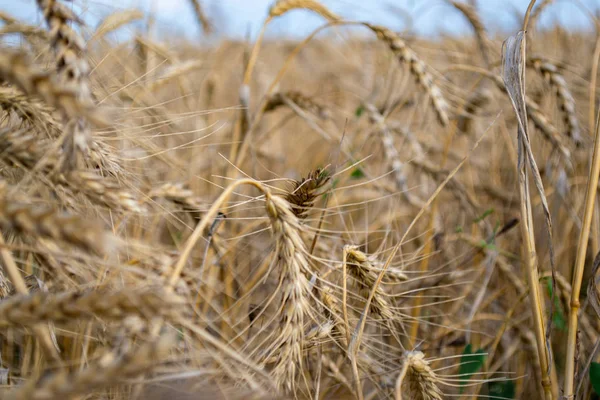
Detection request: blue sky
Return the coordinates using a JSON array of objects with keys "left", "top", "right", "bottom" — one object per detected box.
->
[{"left": 2, "top": 0, "right": 598, "bottom": 39}]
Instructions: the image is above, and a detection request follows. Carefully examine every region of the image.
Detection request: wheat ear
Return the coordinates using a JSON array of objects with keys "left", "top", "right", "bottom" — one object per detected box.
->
[
  {"left": 157, "top": 179, "right": 313, "bottom": 393},
  {"left": 0, "top": 51, "right": 104, "bottom": 126},
  {"left": 529, "top": 57, "right": 582, "bottom": 144},
  {"left": 59, "top": 171, "right": 146, "bottom": 213},
  {"left": 150, "top": 182, "right": 205, "bottom": 220},
  {"left": 0, "top": 183, "right": 111, "bottom": 254},
  {"left": 269, "top": 0, "right": 340, "bottom": 21},
  {"left": 0, "top": 87, "right": 61, "bottom": 135},
  {"left": 366, "top": 24, "right": 450, "bottom": 126},
  {"left": 321, "top": 286, "right": 348, "bottom": 348},
  {"left": 0, "top": 22, "right": 49, "bottom": 41},
  {"left": 10, "top": 334, "right": 175, "bottom": 400},
  {"left": 264, "top": 91, "right": 330, "bottom": 119},
  {"left": 0, "top": 87, "right": 119, "bottom": 174},
  {"left": 0, "top": 10, "right": 18, "bottom": 24},
  {"left": 0, "top": 287, "right": 182, "bottom": 327},
  {"left": 94, "top": 9, "right": 144, "bottom": 40},
  {"left": 345, "top": 246, "right": 394, "bottom": 320},
  {"left": 0, "top": 128, "right": 140, "bottom": 213},
  {"left": 263, "top": 193, "right": 312, "bottom": 393},
  {"left": 36, "top": 0, "right": 95, "bottom": 168},
  {"left": 493, "top": 75, "right": 570, "bottom": 159},
  {"left": 0, "top": 127, "right": 48, "bottom": 169},
  {"left": 364, "top": 103, "right": 424, "bottom": 207},
  {"left": 402, "top": 351, "right": 443, "bottom": 400},
  {"left": 284, "top": 168, "right": 330, "bottom": 219}
]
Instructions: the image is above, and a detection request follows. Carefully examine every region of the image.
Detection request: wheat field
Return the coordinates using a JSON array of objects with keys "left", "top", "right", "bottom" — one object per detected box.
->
[{"left": 0, "top": 0, "right": 599, "bottom": 399}]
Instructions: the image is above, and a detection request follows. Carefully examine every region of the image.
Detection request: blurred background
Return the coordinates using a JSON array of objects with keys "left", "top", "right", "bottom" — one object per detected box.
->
[{"left": 2, "top": 0, "right": 599, "bottom": 40}]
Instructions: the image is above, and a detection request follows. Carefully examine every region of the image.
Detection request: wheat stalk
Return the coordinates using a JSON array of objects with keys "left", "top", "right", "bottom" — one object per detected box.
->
[
  {"left": 493, "top": 74, "right": 570, "bottom": 159},
  {"left": 234, "top": 0, "right": 340, "bottom": 165},
  {"left": 503, "top": 28, "right": 556, "bottom": 400},
  {"left": 188, "top": 0, "right": 213, "bottom": 34},
  {"left": 528, "top": 0, "right": 554, "bottom": 31},
  {"left": 564, "top": 99, "right": 600, "bottom": 398}
]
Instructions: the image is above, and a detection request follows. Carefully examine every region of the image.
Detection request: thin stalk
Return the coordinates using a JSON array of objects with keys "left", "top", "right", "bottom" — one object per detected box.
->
[
  {"left": 588, "top": 32, "right": 600, "bottom": 257},
  {"left": 342, "top": 246, "right": 352, "bottom": 350},
  {"left": 518, "top": 182, "right": 553, "bottom": 400},
  {"left": 407, "top": 124, "right": 456, "bottom": 345},
  {"left": 394, "top": 361, "right": 410, "bottom": 400},
  {"left": 229, "top": 21, "right": 271, "bottom": 165},
  {"left": 564, "top": 109, "right": 600, "bottom": 397}
]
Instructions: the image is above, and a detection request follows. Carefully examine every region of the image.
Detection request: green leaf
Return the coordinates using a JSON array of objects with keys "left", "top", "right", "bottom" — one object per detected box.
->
[
  {"left": 591, "top": 362, "right": 600, "bottom": 395},
  {"left": 455, "top": 225, "right": 464, "bottom": 233},
  {"left": 474, "top": 208, "right": 495, "bottom": 223},
  {"left": 350, "top": 167, "right": 365, "bottom": 179},
  {"left": 493, "top": 221, "right": 501, "bottom": 234},
  {"left": 488, "top": 380, "right": 515, "bottom": 399},
  {"left": 544, "top": 278, "right": 567, "bottom": 331},
  {"left": 459, "top": 344, "right": 486, "bottom": 393},
  {"left": 477, "top": 239, "right": 496, "bottom": 251},
  {"left": 355, "top": 105, "right": 364, "bottom": 117}
]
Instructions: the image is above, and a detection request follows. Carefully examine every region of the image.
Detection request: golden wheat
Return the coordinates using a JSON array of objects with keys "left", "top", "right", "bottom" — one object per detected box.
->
[{"left": 366, "top": 24, "right": 450, "bottom": 126}]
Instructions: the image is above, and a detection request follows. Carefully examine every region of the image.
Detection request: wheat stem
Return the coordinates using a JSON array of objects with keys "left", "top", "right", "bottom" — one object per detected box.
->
[{"left": 564, "top": 108, "right": 600, "bottom": 397}]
